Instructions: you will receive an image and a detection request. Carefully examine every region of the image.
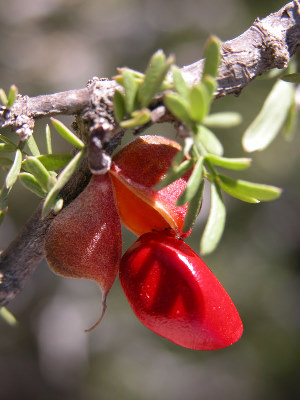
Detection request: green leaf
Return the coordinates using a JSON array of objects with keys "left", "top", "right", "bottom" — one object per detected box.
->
[
  {"left": 153, "top": 159, "right": 194, "bottom": 191},
  {"left": 45, "top": 124, "right": 52, "bottom": 154},
  {"left": 172, "top": 66, "right": 190, "bottom": 100},
  {"left": 37, "top": 154, "right": 73, "bottom": 171},
  {"left": 0, "top": 143, "right": 16, "bottom": 153},
  {"left": 0, "top": 89, "right": 8, "bottom": 106},
  {"left": 7, "top": 85, "right": 18, "bottom": 108},
  {"left": 176, "top": 157, "right": 204, "bottom": 205},
  {"left": 0, "top": 307, "right": 18, "bottom": 327},
  {"left": 200, "top": 182, "right": 226, "bottom": 255},
  {"left": 182, "top": 180, "right": 204, "bottom": 233},
  {"left": 218, "top": 174, "right": 282, "bottom": 203},
  {"left": 122, "top": 70, "right": 139, "bottom": 114},
  {"left": 189, "top": 83, "right": 209, "bottom": 122},
  {"left": 5, "top": 149, "right": 22, "bottom": 188},
  {"left": 0, "top": 185, "right": 10, "bottom": 222},
  {"left": 205, "top": 154, "right": 252, "bottom": 170},
  {"left": 138, "top": 51, "right": 174, "bottom": 107},
  {"left": 51, "top": 118, "right": 85, "bottom": 149},
  {"left": 22, "top": 156, "right": 52, "bottom": 191},
  {"left": 203, "top": 35, "right": 221, "bottom": 78},
  {"left": 120, "top": 108, "right": 151, "bottom": 128},
  {"left": 19, "top": 173, "right": 47, "bottom": 198},
  {"left": 27, "top": 135, "right": 40, "bottom": 156},
  {"left": 113, "top": 90, "right": 126, "bottom": 122},
  {"left": 0, "top": 134, "right": 15, "bottom": 145},
  {"left": 242, "top": 80, "right": 295, "bottom": 152},
  {"left": 42, "top": 149, "right": 86, "bottom": 217},
  {"left": 203, "top": 112, "right": 242, "bottom": 128},
  {"left": 164, "top": 92, "right": 192, "bottom": 124},
  {"left": 282, "top": 98, "right": 297, "bottom": 141},
  {"left": 194, "top": 124, "right": 224, "bottom": 156},
  {"left": 202, "top": 75, "right": 217, "bottom": 100},
  {"left": 280, "top": 73, "right": 300, "bottom": 83}
]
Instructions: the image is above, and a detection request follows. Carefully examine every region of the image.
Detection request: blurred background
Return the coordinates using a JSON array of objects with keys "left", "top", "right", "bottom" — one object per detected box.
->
[{"left": 0, "top": 0, "right": 299, "bottom": 399}]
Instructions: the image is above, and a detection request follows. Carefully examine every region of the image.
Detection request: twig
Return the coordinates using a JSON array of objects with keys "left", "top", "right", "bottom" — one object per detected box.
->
[{"left": 1, "top": 1, "right": 300, "bottom": 307}]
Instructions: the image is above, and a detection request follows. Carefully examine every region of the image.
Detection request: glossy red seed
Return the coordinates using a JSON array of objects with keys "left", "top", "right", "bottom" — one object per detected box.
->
[{"left": 120, "top": 231, "right": 243, "bottom": 350}]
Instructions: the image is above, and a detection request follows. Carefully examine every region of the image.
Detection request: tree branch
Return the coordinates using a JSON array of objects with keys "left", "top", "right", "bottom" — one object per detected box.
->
[{"left": 1, "top": 0, "right": 300, "bottom": 307}]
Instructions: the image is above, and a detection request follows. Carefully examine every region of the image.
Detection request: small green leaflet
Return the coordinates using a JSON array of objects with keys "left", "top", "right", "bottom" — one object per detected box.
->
[
  {"left": 0, "top": 143, "right": 16, "bottom": 153},
  {"left": 280, "top": 73, "right": 300, "bottom": 83},
  {"left": 113, "top": 90, "right": 126, "bottom": 122},
  {"left": 138, "top": 51, "right": 174, "bottom": 108},
  {"left": 22, "top": 156, "right": 52, "bottom": 191},
  {"left": 19, "top": 173, "right": 47, "bottom": 198},
  {"left": 45, "top": 124, "right": 53, "bottom": 154},
  {"left": 203, "top": 112, "right": 242, "bottom": 128},
  {"left": 0, "top": 89, "right": 8, "bottom": 105},
  {"left": 200, "top": 182, "right": 226, "bottom": 255},
  {"left": 27, "top": 135, "right": 40, "bottom": 156},
  {"left": 122, "top": 70, "right": 139, "bottom": 114},
  {"left": 205, "top": 154, "right": 252, "bottom": 170},
  {"left": 7, "top": 85, "right": 18, "bottom": 108},
  {"left": 153, "top": 159, "right": 194, "bottom": 191},
  {"left": 176, "top": 157, "right": 204, "bottom": 206},
  {"left": 172, "top": 66, "right": 190, "bottom": 100},
  {"left": 51, "top": 118, "right": 85, "bottom": 149},
  {"left": 189, "top": 83, "right": 209, "bottom": 122},
  {"left": 218, "top": 174, "right": 282, "bottom": 203},
  {"left": 42, "top": 149, "right": 86, "bottom": 217},
  {"left": 0, "top": 307, "right": 18, "bottom": 327},
  {"left": 182, "top": 180, "right": 204, "bottom": 233},
  {"left": 164, "top": 92, "right": 192, "bottom": 125},
  {"left": 242, "top": 80, "right": 295, "bottom": 152},
  {"left": 194, "top": 124, "right": 224, "bottom": 156},
  {"left": 120, "top": 108, "right": 151, "bottom": 128},
  {"left": 5, "top": 149, "right": 22, "bottom": 188},
  {"left": 37, "top": 154, "right": 73, "bottom": 171},
  {"left": 203, "top": 35, "right": 221, "bottom": 78}
]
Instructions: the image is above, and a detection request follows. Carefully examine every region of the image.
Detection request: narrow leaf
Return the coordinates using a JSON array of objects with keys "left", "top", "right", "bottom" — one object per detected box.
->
[
  {"left": 37, "top": 154, "right": 73, "bottom": 171},
  {"left": 5, "top": 149, "right": 22, "bottom": 188},
  {"left": 203, "top": 112, "right": 242, "bottom": 128},
  {"left": 282, "top": 98, "right": 297, "bottom": 141},
  {"left": 138, "top": 51, "right": 174, "bottom": 107},
  {"left": 153, "top": 159, "right": 194, "bottom": 191},
  {"left": 164, "top": 92, "right": 192, "bottom": 124},
  {"left": 218, "top": 174, "right": 282, "bottom": 202},
  {"left": 0, "top": 89, "right": 8, "bottom": 106},
  {"left": 42, "top": 149, "right": 86, "bottom": 217},
  {"left": 0, "top": 307, "right": 18, "bottom": 327},
  {"left": 113, "top": 90, "right": 126, "bottom": 122},
  {"left": 172, "top": 66, "right": 190, "bottom": 100},
  {"left": 122, "top": 70, "right": 139, "bottom": 114},
  {"left": 120, "top": 108, "right": 151, "bottom": 128},
  {"left": 0, "top": 134, "right": 15, "bottom": 145},
  {"left": 177, "top": 157, "right": 204, "bottom": 205},
  {"left": 22, "top": 156, "right": 52, "bottom": 191},
  {"left": 200, "top": 182, "right": 226, "bottom": 255},
  {"left": 189, "top": 83, "right": 209, "bottom": 122},
  {"left": 7, "top": 85, "right": 18, "bottom": 108},
  {"left": 19, "top": 173, "right": 47, "bottom": 198},
  {"left": 205, "top": 154, "right": 252, "bottom": 170},
  {"left": 51, "top": 118, "right": 85, "bottom": 149},
  {"left": 280, "top": 73, "right": 300, "bottom": 83},
  {"left": 0, "top": 143, "right": 16, "bottom": 153},
  {"left": 202, "top": 75, "right": 217, "bottom": 100},
  {"left": 182, "top": 180, "right": 204, "bottom": 233},
  {"left": 45, "top": 124, "right": 52, "bottom": 154},
  {"left": 27, "top": 135, "right": 40, "bottom": 156},
  {"left": 195, "top": 124, "right": 224, "bottom": 156},
  {"left": 203, "top": 35, "right": 221, "bottom": 78},
  {"left": 242, "top": 80, "right": 295, "bottom": 152}
]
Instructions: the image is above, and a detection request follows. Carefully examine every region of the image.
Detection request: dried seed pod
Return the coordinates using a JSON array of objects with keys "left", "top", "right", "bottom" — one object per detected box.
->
[{"left": 45, "top": 173, "right": 122, "bottom": 330}]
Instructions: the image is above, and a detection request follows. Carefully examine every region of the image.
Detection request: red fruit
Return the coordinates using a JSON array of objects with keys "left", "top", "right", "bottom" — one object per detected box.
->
[
  {"left": 45, "top": 173, "right": 122, "bottom": 330},
  {"left": 109, "top": 135, "right": 193, "bottom": 238},
  {"left": 120, "top": 231, "right": 243, "bottom": 350}
]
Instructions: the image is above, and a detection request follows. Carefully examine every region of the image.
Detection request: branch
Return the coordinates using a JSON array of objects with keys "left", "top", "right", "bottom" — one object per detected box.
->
[{"left": 1, "top": 0, "right": 300, "bottom": 307}]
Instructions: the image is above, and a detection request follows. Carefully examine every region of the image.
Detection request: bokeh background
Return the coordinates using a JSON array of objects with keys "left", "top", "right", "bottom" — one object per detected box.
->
[{"left": 0, "top": 0, "right": 299, "bottom": 399}]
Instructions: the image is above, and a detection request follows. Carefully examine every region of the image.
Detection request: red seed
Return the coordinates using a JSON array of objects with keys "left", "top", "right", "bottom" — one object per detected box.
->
[{"left": 120, "top": 231, "right": 243, "bottom": 350}]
